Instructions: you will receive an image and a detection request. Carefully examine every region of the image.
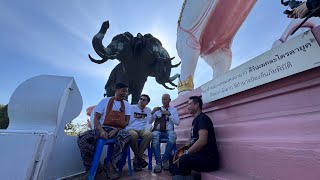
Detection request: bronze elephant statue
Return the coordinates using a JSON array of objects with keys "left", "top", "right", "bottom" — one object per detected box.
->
[{"left": 88, "top": 21, "right": 180, "bottom": 104}]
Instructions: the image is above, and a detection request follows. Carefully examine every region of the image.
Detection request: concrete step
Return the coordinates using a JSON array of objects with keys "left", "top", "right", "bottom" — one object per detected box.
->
[{"left": 202, "top": 171, "right": 252, "bottom": 180}]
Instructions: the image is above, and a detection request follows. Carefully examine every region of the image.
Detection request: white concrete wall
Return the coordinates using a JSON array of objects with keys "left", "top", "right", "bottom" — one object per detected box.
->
[{"left": 0, "top": 75, "right": 84, "bottom": 180}]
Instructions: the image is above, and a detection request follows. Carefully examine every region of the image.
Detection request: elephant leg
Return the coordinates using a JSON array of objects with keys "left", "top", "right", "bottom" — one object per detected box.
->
[
  {"left": 130, "top": 81, "right": 146, "bottom": 105},
  {"left": 202, "top": 47, "right": 232, "bottom": 79},
  {"left": 105, "top": 76, "right": 115, "bottom": 97},
  {"left": 105, "top": 75, "right": 115, "bottom": 97},
  {"left": 105, "top": 64, "right": 123, "bottom": 97},
  {"left": 176, "top": 28, "right": 200, "bottom": 94}
]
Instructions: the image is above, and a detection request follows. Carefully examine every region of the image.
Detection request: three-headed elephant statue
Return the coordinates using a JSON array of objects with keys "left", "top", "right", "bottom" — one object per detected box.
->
[
  {"left": 89, "top": 21, "right": 180, "bottom": 104},
  {"left": 176, "top": 0, "right": 256, "bottom": 94}
]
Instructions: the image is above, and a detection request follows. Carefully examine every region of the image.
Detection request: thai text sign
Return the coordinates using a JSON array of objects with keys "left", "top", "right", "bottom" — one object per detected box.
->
[{"left": 201, "top": 30, "right": 320, "bottom": 103}]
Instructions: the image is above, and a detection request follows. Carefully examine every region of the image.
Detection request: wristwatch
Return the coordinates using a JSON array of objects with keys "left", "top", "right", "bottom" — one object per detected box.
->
[{"left": 184, "top": 149, "right": 188, "bottom": 154}]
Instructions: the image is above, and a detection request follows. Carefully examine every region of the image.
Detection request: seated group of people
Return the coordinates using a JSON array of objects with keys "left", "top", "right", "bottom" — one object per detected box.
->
[{"left": 77, "top": 83, "right": 220, "bottom": 179}]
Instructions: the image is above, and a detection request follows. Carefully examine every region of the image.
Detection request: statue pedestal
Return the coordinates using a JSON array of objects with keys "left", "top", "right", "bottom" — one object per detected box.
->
[{"left": 171, "top": 26, "right": 320, "bottom": 180}]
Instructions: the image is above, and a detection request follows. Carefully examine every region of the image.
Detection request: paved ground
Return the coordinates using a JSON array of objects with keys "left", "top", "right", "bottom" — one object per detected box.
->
[
  {"left": 66, "top": 167, "right": 172, "bottom": 180},
  {"left": 65, "top": 156, "right": 173, "bottom": 180}
]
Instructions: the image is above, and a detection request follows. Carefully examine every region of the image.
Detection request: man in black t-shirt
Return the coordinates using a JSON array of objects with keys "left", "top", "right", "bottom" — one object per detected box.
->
[{"left": 170, "top": 96, "right": 219, "bottom": 177}]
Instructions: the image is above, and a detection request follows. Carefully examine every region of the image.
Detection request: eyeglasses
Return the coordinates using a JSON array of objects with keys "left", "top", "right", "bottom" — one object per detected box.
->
[{"left": 139, "top": 98, "right": 148, "bottom": 102}]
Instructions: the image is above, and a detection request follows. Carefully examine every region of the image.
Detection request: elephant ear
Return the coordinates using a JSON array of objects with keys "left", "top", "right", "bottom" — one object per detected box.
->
[
  {"left": 144, "top": 34, "right": 163, "bottom": 47},
  {"left": 145, "top": 35, "right": 171, "bottom": 59},
  {"left": 123, "top": 32, "right": 134, "bottom": 40},
  {"left": 112, "top": 32, "right": 133, "bottom": 42}
]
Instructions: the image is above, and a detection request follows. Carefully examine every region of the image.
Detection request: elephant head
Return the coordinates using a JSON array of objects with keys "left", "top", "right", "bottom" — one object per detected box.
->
[
  {"left": 144, "top": 34, "right": 181, "bottom": 89},
  {"left": 88, "top": 21, "right": 134, "bottom": 63},
  {"left": 152, "top": 56, "right": 181, "bottom": 90}
]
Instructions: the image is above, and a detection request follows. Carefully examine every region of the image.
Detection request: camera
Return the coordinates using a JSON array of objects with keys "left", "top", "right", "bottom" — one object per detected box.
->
[{"left": 281, "top": 0, "right": 303, "bottom": 15}]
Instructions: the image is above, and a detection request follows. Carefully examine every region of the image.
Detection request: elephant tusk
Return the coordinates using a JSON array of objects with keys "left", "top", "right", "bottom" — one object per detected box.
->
[
  {"left": 171, "top": 61, "right": 181, "bottom": 68},
  {"left": 162, "top": 83, "right": 175, "bottom": 90},
  {"left": 168, "top": 81, "right": 177, "bottom": 87},
  {"left": 88, "top": 54, "right": 109, "bottom": 64},
  {"left": 157, "top": 56, "right": 175, "bottom": 62},
  {"left": 169, "top": 74, "right": 180, "bottom": 81}
]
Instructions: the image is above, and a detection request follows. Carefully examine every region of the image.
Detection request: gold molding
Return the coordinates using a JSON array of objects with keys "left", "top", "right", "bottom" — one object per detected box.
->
[
  {"left": 177, "top": 75, "right": 194, "bottom": 93},
  {"left": 177, "top": 0, "right": 188, "bottom": 28}
]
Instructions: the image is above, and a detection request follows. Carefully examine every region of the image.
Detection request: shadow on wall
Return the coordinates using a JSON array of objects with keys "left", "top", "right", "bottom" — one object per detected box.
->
[{"left": 0, "top": 104, "right": 9, "bottom": 129}]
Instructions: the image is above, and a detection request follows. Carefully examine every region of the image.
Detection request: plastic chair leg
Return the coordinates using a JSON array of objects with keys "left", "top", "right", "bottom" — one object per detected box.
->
[
  {"left": 118, "top": 146, "right": 132, "bottom": 176},
  {"left": 105, "top": 143, "right": 114, "bottom": 164},
  {"left": 88, "top": 139, "right": 107, "bottom": 180},
  {"left": 127, "top": 147, "right": 133, "bottom": 176},
  {"left": 148, "top": 145, "right": 153, "bottom": 170}
]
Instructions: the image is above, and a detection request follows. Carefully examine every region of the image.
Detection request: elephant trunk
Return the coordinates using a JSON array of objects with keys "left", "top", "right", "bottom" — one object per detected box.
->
[
  {"left": 169, "top": 74, "right": 180, "bottom": 82},
  {"left": 88, "top": 21, "right": 118, "bottom": 64}
]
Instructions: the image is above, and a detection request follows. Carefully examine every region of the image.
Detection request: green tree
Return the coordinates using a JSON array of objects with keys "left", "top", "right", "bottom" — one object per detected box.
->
[
  {"left": 64, "top": 121, "right": 89, "bottom": 136},
  {"left": 0, "top": 104, "right": 9, "bottom": 129}
]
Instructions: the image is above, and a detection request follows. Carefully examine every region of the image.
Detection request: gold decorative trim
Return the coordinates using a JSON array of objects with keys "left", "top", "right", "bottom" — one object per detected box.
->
[
  {"left": 177, "top": 75, "right": 194, "bottom": 93},
  {"left": 177, "top": 0, "right": 188, "bottom": 28}
]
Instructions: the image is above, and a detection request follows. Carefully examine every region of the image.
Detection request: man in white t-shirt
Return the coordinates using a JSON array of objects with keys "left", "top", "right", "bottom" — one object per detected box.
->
[
  {"left": 126, "top": 94, "right": 152, "bottom": 171},
  {"left": 77, "top": 83, "right": 131, "bottom": 179}
]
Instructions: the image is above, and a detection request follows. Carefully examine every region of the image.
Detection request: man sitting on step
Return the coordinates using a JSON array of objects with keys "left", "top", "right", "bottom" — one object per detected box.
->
[{"left": 170, "top": 96, "right": 219, "bottom": 177}]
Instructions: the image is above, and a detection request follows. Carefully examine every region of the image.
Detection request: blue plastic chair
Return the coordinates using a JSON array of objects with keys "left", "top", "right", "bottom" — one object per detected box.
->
[
  {"left": 88, "top": 139, "right": 132, "bottom": 180},
  {"left": 137, "top": 138, "right": 153, "bottom": 170}
]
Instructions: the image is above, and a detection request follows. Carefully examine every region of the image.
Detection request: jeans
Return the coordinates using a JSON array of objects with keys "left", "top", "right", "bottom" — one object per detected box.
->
[{"left": 152, "top": 130, "right": 177, "bottom": 165}]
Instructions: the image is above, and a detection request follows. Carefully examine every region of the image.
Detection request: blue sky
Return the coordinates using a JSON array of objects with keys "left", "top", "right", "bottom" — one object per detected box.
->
[{"left": 0, "top": 1, "right": 295, "bottom": 124}]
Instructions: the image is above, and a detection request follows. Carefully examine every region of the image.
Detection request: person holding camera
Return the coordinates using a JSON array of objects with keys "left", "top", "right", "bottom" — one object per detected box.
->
[
  {"left": 150, "top": 93, "right": 180, "bottom": 173},
  {"left": 170, "top": 96, "right": 219, "bottom": 178},
  {"left": 288, "top": 0, "right": 320, "bottom": 18}
]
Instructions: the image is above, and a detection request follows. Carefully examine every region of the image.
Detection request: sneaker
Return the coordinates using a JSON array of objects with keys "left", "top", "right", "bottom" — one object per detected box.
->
[
  {"left": 162, "top": 160, "right": 170, "bottom": 170},
  {"left": 104, "top": 162, "right": 120, "bottom": 179},
  {"left": 139, "top": 158, "right": 149, "bottom": 168},
  {"left": 153, "top": 164, "right": 162, "bottom": 173}
]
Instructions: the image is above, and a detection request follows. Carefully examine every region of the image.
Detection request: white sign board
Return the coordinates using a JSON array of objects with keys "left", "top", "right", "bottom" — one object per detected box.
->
[{"left": 201, "top": 30, "right": 320, "bottom": 103}]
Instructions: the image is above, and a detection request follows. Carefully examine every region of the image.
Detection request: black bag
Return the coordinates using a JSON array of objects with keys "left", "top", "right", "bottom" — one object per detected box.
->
[{"left": 152, "top": 114, "right": 167, "bottom": 132}]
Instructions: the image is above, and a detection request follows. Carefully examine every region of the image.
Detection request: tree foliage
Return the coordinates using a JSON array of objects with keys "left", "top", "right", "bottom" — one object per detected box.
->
[
  {"left": 64, "top": 122, "right": 89, "bottom": 136},
  {"left": 0, "top": 104, "right": 9, "bottom": 129}
]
